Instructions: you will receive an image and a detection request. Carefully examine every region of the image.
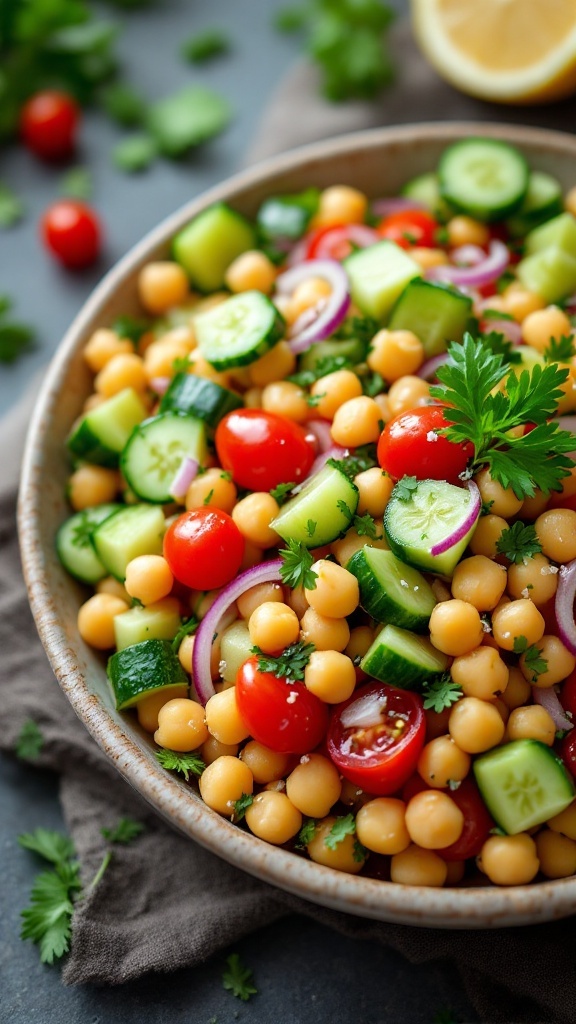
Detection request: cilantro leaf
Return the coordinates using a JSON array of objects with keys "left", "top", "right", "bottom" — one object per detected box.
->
[
  {"left": 394, "top": 475, "right": 419, "bottom": 502},
  {"left": 155, "top": 748, "right": 205, "bottom": 781},
  {"left": 60, "top": 167, "right": 92, "bottom": 200},
  {"left": 21, "top": 862, "right": 81, "bottom": 964},
  {"left": 171, "top": 615, "right": 198, "bottom": 651},
  {"left": 270, "top": 481, "right": 294, "bottom": 505},
  {"left": 100, "top": 818, "right": 144, "bottom": 844},
  {"left": 496, "top": 521, "right": 543, "bottom": 563},
  {"left": 232, "top": 793, "right": 253, "bottom": 822},
  {"left": 544, "top": 335, "right": 576, "bottom": 363},
  {"left": 18, "top": 829, "right": 75, "bottom": 867},
  {"left": 251, "top": 640, "right": 315, "bottom": 682},
  {"left": 222, "top": 953, "right": 257, "bottom": 1002},
  {"left": 15, "top": 719, "right": 44, "bottom": 761},
  {"left": 279, "top": 538, "right": 318, "bottom": 590},
  {"left": 0, "top": 182, "right": 25, "bottom": 227},
  {"left": 513, "top": 635, "right": 548, "bottom": 681},
  {"left": 422, "top": 675, "right": 463, "bottom": 714},
  {"left": 324, "top": 813, "right": 356, "bottom": 850},
  {"left": 146, "top": 86, "right": 231, "bottom": 158},
  {"left": 337, "top": 314, "right": 380, "bottom": 349},
  {"left": 296, "top": 818, "right": 318, "bottom": 848},
  {"left": 353, "top": 838, "right": 368, "bottom": 863},
  {"left": 352, "top": 512, "right": 379, "bottom": 538},
  {"left": 336, "top": 498, "right": 352, "bottom": 517},
  {"left": 182, "top": 29, "right": 230, "bottom": 64}
]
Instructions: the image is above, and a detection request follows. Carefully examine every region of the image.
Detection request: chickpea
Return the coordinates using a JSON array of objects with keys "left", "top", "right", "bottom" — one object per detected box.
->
[
  {"left": 185, "top": 467, "right": 237, "bottom": 514},
  {"left": 373, "top": 392, "right": 392, "bottom": 424},
  {"left": 124, "top": 554, "right": 174, "bottom": 605},
  {"left": 474, "top": 467, "right": 523, "bottom": 518},
  {"left": 330, "top": 525, "right": 388, "bottom": 566},
  {"left": 492, "top": 598, "right": 545, "bottom": 651},
  {"left": 417, "top": 735, "right": 471, "bottom": 789},
  {"left": 355, "top": 798, "right": 410, "bottom": 855},
  {"left": 138, "top": 261, "right": 189, "bottom": 314},
  {"left": 261, "top": 380, "right": 309, "bottom": 423},
  {"left": 409, "top": 247, "right": 449, "bottom": 271},
  {"left": 500, "top": 283, "right": 544, "bottom": 322},
  {"left": 77, "top": 593, "right": 129, "bottom": 649},
  {"left": 304, "top": 649, "right": 356, "bottom": 703},
  {"left": 506, "top": 553, "right": 559, "bottom": 606},
  {"left": 451, "top": 555, "right": 507, "bottom": 611},
  {"left": 199, "top": 756, "right": 254, "bottom": 816},
  {"left": 535, "top": 830, "right": 576, "bottom": 879},
  {"left": 96, "top": 576, "right": 130, "bottom": 603},
  {"left": 548, "top": 798, "right": 576, "bottom": 841},
  {"left": 469, "top": 514, "right": 508, "bottom": 558},
  {"left": 154, "top": 697, "right": 208, "bottom": 751},
  {"left": 244, "top": 791, "right": 302, "bottom": 845},
  {"left": 239, "top": 741, "right": 290, "bottom": 784},
  {"left": 449, "top": 697, "right": 505, "bottom": 753},
  {"left": 239, "top": 541, "right": 264, "bottom": 572},
  {"left": 500, "top": 666, "right": 532, "bottom": 711},
  {"left": 354, "top": 468, "right": 394, "bottom": 517},
  {"left": 386, "top": 375, "right": 430, "bottom": 418},
  {"left": 94, "top": 353, "right": 148, "bottom": 397},
  {"left": 249, "top": 341, "right": 296, "bottom": 386},
  {"left": 225, "top": 250, "right": 276, "bottom": 294},
  {"left": 177, "top": 634, "right": 194, "bottom": 674},
  {"left": 243, "top": 386, "right": 263, "bottom": 408},
  {"left": 405, "top": 790, "right": 464, "bottom": 849},
  {"left": 186, "top": 349, "right": 231, "bottom": 387},
  {"left": 306, "top": 817, "right": 366, "bottom": 873},
  {"left": 304, "top": 559, "right": 359, "bottom": 619},
  {"left": 519, "top": 489, "right": 549, "bottom": 521},
  {"left": 535, "top": 508, "right": 576, "bottom": 563},
  {"left": 309, "top": 369, "right": 363, "bottom": 420},
  {"left": 331, "top": 395, "right": 383, "bottom": 447},
  {"left": 300, "top": 607, "right": 350, "bottom": 652},
  {"left": 249, "top": 601, "right": 300, "bottom": 654},
  {"left": 345, "top": 625, "right": 375, "bottom": 664},
  {"left": 367, "top": 329, "right": 424, "bottom": 383},
  {"left": 286, "top": 754, "right": 342, "bottom": 817},
  {"left": 143, "top": 332, "right": 195, "bottom": 380},
  {"left": 312, "top": 185, "right": 368, "bottom": 228},
  {"left": 136, "top": 685, "right": 188, "bottom": 732},
  {"left": 84, "top": 328, "right": 133, "bottom": 372},
  {"left": 236, "top": 581, "right": 283, "bottom": 621},
  {"left": 205, "top": 688, "right": 250, "bottom": 745},
  {"left": 429, "top": 600, "right": 484, "bottom": 657},
  {"left": 478, "top": 833, "right": 539, "bottom": 885},
  {"left": 232, "top": 492, "right": 279, "bottom": 548},
  {"left": 68, "top": 464, "right": 119, "bottom": 510},
  {"left": 201, "top": 735, "right": 239, "bottom": 765},
  {"left": 288, "top": 277, "right": 332, "bottom": 324},
  {"left": 507, "top": 704, "right": 556, "bottom": 745},
  {"left": 450, "top": 646, "right": 509, "bottom": 701},
  {"left": 286, "top": 584, "right": 309, "bottom": 620},
  {"left": 523, "top": 635, "right": 576, "bottom": 688},
  {"left": 390, "top": 845, "right": 447, "bottom": 887},
  {"left": 447, "top": 215, "right": 489, "bottom": 248},
  {"left": 522, "top": 305, "right": 572, "bottom": 353}
]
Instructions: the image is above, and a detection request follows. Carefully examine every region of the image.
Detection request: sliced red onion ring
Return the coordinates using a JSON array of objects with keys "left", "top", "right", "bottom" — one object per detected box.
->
[
  {"left": 150, "top": 376, "right": 171, "bottom": 395},
  {"left": 169, "top": 456, "right": 199, "bottom": 502},
  {"left": 427, "top": 240, "right": 510, "bottom": 289},
  {"left": 555, "top": 560, "right": 576, "bottom": 656},
  {"left": 306, "top": 418, "right": 333, "bottom": 453},
  {"left": 417, "top": 353, "right": 449, "bottom": 381},
  {"left": 430, "top": 481, "right": 481, "bottom": 556},
  {"left": 371, "top": 197, "right": 426, "bottom": 217},
  {"left": 191, "top": 558, "right": 283, "bottom": 704},
  {"left": 480, "top": 317, "right": 522, "bottom": 346},
  {"left": 450, "top": 244, "right": 486, "bottom": 266},
  {"left": 305, "top": 444, "right": 348, "bottom": 483},
  {"left": 532, "top": 686, "right": 574, "bottom": 732},
  {"left": 275, "top": 259, "right": 351, "bottom": 355}
]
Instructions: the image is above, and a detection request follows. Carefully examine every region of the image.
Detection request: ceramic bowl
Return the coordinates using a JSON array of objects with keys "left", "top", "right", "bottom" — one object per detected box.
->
[{"left": 19, "top": 122, "right": 576, "bottom": 928}]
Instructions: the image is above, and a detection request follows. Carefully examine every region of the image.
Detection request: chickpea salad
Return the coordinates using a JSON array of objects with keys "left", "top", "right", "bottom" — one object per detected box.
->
[{"left": 60, "top": 137, "right": 576, "bottom": 889}]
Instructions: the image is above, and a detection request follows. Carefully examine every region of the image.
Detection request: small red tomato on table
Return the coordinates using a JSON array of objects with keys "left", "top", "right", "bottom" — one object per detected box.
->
[
  {"left": 20, "top": 90, "right": 79, "bottom": 161},
  {"left": 41, "top": 200, "right": 102, "bottom": 269}
]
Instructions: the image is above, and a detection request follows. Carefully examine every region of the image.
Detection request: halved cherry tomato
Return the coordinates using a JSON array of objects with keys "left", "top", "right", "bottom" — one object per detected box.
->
[
  {"left": 305, "top": 224, "right": 376, "bottom": 261},
  {"left": 377, "top": 209, "right": 439, "bottom": 250},
  {"left": 327, "top": 681, "right": 426, "bottom": 796},
  {"left": 377, "top": 405, "right": 473, "bottom": 485},
  {"left": 236, "top": 656, "right": 329, "bottom": 755},
  {"left": 215, "top": 409, "right": 315, "bottom": 491},
  {"left": 436, "top": 778, "right": 494, "bottom": 862},
  {"left": 41, "top": 200, "right": 101, "bottom": 269},
  {"left": 558, "top": 731, "right": 576, "bottom": 778},
  {"left": 20, "top": 90, "right": 79, "bottom": 161},
  {"left": 163, "top": 507, "right": 244, "bottom": 590}
]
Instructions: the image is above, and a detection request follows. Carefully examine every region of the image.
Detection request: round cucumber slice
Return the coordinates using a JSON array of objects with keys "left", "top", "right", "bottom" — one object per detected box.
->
[{"left": 438, "top": 138, "right": 529, "bottom": 222}]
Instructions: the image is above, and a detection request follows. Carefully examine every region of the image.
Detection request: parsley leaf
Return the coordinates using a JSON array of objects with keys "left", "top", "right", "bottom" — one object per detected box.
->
[
  {"left": 270, "top": 481, "right": 294, "bottom": 505},
  {"left": 100, "top": 818, "right": 144, "bottom": 844},
  {"left": 100, "top": 83, "right": 147, "bottom": 126},
  {"left": 353, "top": 838, "right": 368, "bottom": 863},
  {"left": 279, "top": 538, "right": 318, "bottom": 590},
  {"left": 337, "top": 314, "right": 380, "bottom": 349},
  {"left": 324, "top": 813, "right": 356, "bottom": 850},
  {"left": 113, "top": 134, "right": 158, "bottom": 173},
  {"left": 422, "top": 675, "right": 463, "bottom": 714},
  {"left": 171, "top": 615, "right": 198, "bottom": 651},
  {"left": 394, "top": 475, "right": 419, "bottom": 501},
  {"left": 305, "top": 518, "right": 317, "bottom": 537},
  {"left": 60, "top": 167, "right": 92, "bottom": 200},
  {"left": 476, "top": 329, "right": 521, "bottom": 365},
  {"left": 361, "top": 369, "right": 385, "bottom": 397},
  {"left": 20, "top": 862, "right": 81, "bottom": 964},
  {"left": 0, "top": 182, "right": 25, "bottom": 227},
  {"left": 232, "top": 793, "right": 253, "bottom": 822},
  {"left": 327, "top": 443, "right": 378, "bottom": 481},
  {"left": 222, "top": 953, "right": 257, "bottom": 1002},
  {"left": 18, "top": 829, "right": 75, "bottom": 867},
  {"left": 15, "top": 719, "right": 44, "bottom": 761},
  {"left": 336, "top": 498, "right": 352, "bottom": 517},
  {"left": 296, "top": 818, "right": 318, "bottom": 848},
  {"left": 251, "top": 640, "right": 315, "bottom": 682},
  {"left": 288, "top": 353, "right": 353, "bottom": 387},
  {"left": 112, "top": 315, "right": 149, "bottom": 344},
  {"left": 496, "top": 521, "right": 543, "bottom": 563},
  {"left": 352, "top": 512, "right": 379, "bottom": 538},
  {"left": 544, "top": 335, "right": 576, "bottom": 363},
  {"left": 0, "top": 295, "right": 35, "bottom": 363},
  {"left": 182, "top": 29, "right": 230, "bottom": 64},
  {"left": 146, "top": 86, "right": 231, "bottom": 158},
  {"left": 155, "top": 748, "right": 205, "bottom": 781},
  {"left": 513, "top": 635, "right": 548, "bottom": 681}
]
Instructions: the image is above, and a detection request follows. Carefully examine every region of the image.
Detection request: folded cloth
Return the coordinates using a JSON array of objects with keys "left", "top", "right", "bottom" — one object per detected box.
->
[{"left": 3, "top": 19, "right": 576, "bottom": 1023}]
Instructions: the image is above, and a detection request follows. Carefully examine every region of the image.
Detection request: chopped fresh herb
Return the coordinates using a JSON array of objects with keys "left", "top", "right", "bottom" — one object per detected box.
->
[
  {"left": 476, "top": 329, "right": 521, "bottom": 365},
  {"left": 270, "top": 481, "right": 294, "bottom": 505},
  {"left": 203, "top": 488, "right": 215, "bottom": 505},
  {"left": 171, "top": 615, "right": 198, "bottom": 651},
  {"left": 232, "top": 793, "right": 253, "bottom": 822},
  {"left": 60, "top": 167, "right": 92, "bottom": 200},
  {"left": 146, "top": 86, "right": 231, "bottom": 158},
  {"left": 353, "top": 838, "right": 368, "bottom": 863},
  {"left": 336, "top": 498, "right": 352, "bottom": 517},
  {"left": 495, "top": 269, "right": 516, "bottom": 293},
  {"left": 182, "top": 29, "right": 230, "bottom": 64},
  {"left": 19, "top": 829, "right": 80, "bottom": 964},
  {"left": 0, "top": 297, "right": 35, "bottom": 363},
  {"left": 431, "top": 332, "right": 576, "bottom": 499},
  {"left": 288, "top": 354, "right": 353, "bottom": 388},
  {"left": 222, "top": 953, "right": 257, "bottom": 1002},
  {"left": 480, "top": 499, "right": 494, "bottom": 516},
  {"left": 100, "top": 83, "right": 147, "bottom": 126},
  {"left": 544, "top": 335, "right": 576, "bottom": 363},
  {"left": 361, "top": 369, "right": 385, "bottom": 397},
  {"left": 112, "top": 315, "right": 149, "bottom": 344},
  {"left": 422, "top": 675, "right": 463, "bottom": 714},
  {"left": 394, "top": 475, "right": 419, "bottom": 502},
  {"left": 220, "top": 470, "right": 233, "bottom": 482},
  {"left": 155, "top": 748, "right": 205, "bottom": 781},
  {"left": 279, "top": 538, "right": 318, "bottom": 591},
  {"left": 15, "top": 719, "right": 44, "bottom": 761},
  {"left": 328, "top": 446, "right": 379, "bottom": 483},
  {"left": 496, "top": 521, "right": 543, "bottom": 563},
  {"left": 172, "top": 355, "right": 192, "bottom": 373},
  {"left": 489, "top": 826, "right": 506, "bottom": 836},
  {"left": 305, "top": 392, "right": 324, "bottom": 407},
  {"left": 513, "top": 635, "right": 548, "bottom": 681},
  {"left": 251, "top": 640, "right": 315, "bottom": 683},
  {"left": 113, "top": 133, "right": 158, "bottom": 173},
  {"left": 324, "top": 813, "right": 356, "bottom": 850},
  {"left": 337, "top": 315, "right": 380, "bottom": 349},
  {"left": 482, "top": 308, "right": 515, "bottom": 322},
  {"left": 305, "top": 519, "right": 317, "bottom": 538},
  {"left": 352, "top": 512, "right": 379, "bottom": 539},
  {"left": 296, "top": 818, "right": 318, "bottom": 848},
  {"left": 0, "top": 182, "right": 25, "bottom": 227},
  {"left": 100, "top": 818, "right": 144, "bottom": 844},
  {"left": 556, "top": 729, "right": 569, "bottom": 740}
]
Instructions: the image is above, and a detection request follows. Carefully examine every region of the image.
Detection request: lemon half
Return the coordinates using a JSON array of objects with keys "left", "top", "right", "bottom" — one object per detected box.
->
[{"left": 411, "top": 0, "right": 576, "bottom": 104}]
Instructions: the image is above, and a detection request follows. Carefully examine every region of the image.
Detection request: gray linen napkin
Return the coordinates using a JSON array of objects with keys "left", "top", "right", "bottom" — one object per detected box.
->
[{"left": 3, "top": 19, "right": 576, "bottom": 1023}]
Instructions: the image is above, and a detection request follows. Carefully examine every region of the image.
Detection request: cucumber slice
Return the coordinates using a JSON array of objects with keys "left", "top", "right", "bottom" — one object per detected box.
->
[
  {"left": 270, "top": 462, "right": 359, "bottom": 548},
  {"left": 384, "top": 479, "right": 480, "bottom": 578},
  {"left": 298, "top": 335, "right": 367, "bottom": 374},
  {"left": 56, "top": 503, "right": 121, "bottom": 584},
  {"left": 220, "top": 620, "right": 253, "bottom": 683},
  {"left": 92, "top": 504, "right": 166, "bottom": 581},
  {"left": 400, "top": 172, "right": 453, "bottom": 221},
  {"left": 524, "top": 211, "right": 576, "bottom": 258},
  {"left": 107, "top": 638, "right": 188, "bottom": 710},
  {"left": 172, "top": 203, "right": 256, "bottom": 292},
  {"left": 438, "top": 139, "right": 529, "bottom": 222},
  {"left": 67, "top": 388, "right": 148, "bottom": 468},
  {"left": 344, "top": 241, "right": 421, "bottom": 321},
  {"left": 121, "top": 412, "right": 207, "bottom": 503},
  {"left": 388, "top": 279, "right": 472, "bottom": 357},
  {"left": 516, "top": 246, "right": 576, "bottom": 305},
  {"left": 159, "top": 373, "right": 242, "bottom": 427},
  {"left": 506, "top": 171, "right": 564, "bottom": 237},
  {"left": 195, "top": 291, "right": 285, "bottom": 369},
  {"left": 346, "top": 546, "right": 435, "bottom": 631},
  {"left": 257, "top": 187, "right": 319, "bottom": 242},
  {"left": 361, "top": 623, "right": 449, "bottom": 688},
  {"left": 114, "top": 597, "right": 182, "bottom": 651},
  {"left": 474, "top": 740, "right": 575, "bottom": 834}
]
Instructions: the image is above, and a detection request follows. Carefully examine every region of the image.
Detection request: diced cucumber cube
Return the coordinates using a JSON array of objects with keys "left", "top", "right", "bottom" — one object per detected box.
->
[
  {"left": 344, "top": 241, "right": 421, "bottom": 321},
  {"left": 388, "top": 279, "right": 472, "bottom": 357},
  {"left": 524, "top": 211, "right": 576, "bottom": 258},
  {"left": 173, "top": 202, "right": 256, "bottom": 292},
  {"left": 516, "top": 246, "right": 576, "bottom": 304},
  {"left": 114, "top": 598, "right": 182, "bottom": 651},
  {"left": 474, "top": 740, "right": 574, "bottom": 834}
]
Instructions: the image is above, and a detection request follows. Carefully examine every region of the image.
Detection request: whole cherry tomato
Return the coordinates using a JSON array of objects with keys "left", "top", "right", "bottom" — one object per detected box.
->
[
  {"left": 41, "top": 200, "right": 101, "bottom": 269},
  {"left": 377, "top": 209, "right": 439, "bottom": 250},
  {"left": 377, "top": 405, "right": 473, "bottom": 484},
  {"left": 215, "top": 409, "right": 315, "bottom": 491},
  {"left": 327, "top": 681, "right": 426, "bottom": 796},
  {"left": 20, "top": 90, "right": 79, "bottom": 161},
  {"left": 235, "top": 656, "right": 329, "bottom": 755},
  {"left": 163, "top": 508, "right": 244, "bottom": 590}
]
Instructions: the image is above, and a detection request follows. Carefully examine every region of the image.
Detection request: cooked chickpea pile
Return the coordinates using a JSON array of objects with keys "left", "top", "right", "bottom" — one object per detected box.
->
[{"left": 66, "top": 176, "right": 576, "bottom": 891}]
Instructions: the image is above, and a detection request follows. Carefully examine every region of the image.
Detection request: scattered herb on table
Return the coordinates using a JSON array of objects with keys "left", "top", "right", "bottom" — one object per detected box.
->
[
  {"left": 15, "top": 719, "right": 44, "bottom": 761},
  {"left": 0, "top": 296, "right": 35, "bottom": 363},
  {"left": 91, "top": 817, "right": 145, "bottom": 889},
  {"left": 60, "top": 167, "right": 93, "bottom": 201},
  {"left": 222, "top": 952, "right": 257, "bottom": 1002},
  {"left": 182, "top": 29, "right": 231, "bottom": 64},
  {"left": 18, "top": 829, "right": 80, "bottom": 964},
  {"left": 0, "top": 182, "right": 25, "bottom": 228}
]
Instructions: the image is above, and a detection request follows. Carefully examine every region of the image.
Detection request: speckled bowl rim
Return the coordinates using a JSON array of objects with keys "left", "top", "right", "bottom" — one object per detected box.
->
[{"left": 19, "top": 122, "right": 576, "bottom": 929}]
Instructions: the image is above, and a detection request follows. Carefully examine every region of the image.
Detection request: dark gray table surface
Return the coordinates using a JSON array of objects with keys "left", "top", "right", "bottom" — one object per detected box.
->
[{"left": 1, "top": 1, "right": 478, "bottom": 1020}]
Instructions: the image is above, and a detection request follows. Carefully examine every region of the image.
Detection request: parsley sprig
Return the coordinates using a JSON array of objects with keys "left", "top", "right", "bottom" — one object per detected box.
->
[
  {"left": 18, "top": 829, "right": 80, "bottom": 964},
  {"left": 251, "top": 641, "right": 315, "bottom": 682},
  {"left": 15, "top": 719, "right": 44, "bottom": 760},
  {"left": 0, "top": 295, "right": 35, "bottom": 363},
  {"left": 155, "top": 748, "right": 205, "bottom": 781},
  {"left": 279, "top": 538, "right": 318, "bottom": 590},
  {"left": 430, "top": 333, "right": 576, "bottom": 499},
  {"left": 352, "top": 512, "right": 380, "bottom": 539},
  {"left": 544, "top": 335, "right": 576, "bottom": 363},
  {"left": 513, "top": 635, "right": 548, "bottom": 681},
  {"left": 324, "top": 814, "right": 367, "bottom": 863},
  {"left": 496, "top": 522, "right": 543, "bottom": 564},
  {"left": 394, "top": 475, "right": 419, "bottom": 502},
  {"left": 232, "top": 793, "right": 254, "bottom": 822},
  {"left": 422, "top": 675, "right": 463, "bottom": 714}
]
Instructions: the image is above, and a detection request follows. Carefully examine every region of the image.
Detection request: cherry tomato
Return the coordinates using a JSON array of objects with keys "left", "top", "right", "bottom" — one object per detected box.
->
[
  {"left": 558, "top": 731, "right": 576, "bottom": 778},
  {"left": 377, "top": 405, "right": 473, "bottom": 484},
  {"left": 235, "top": 656, "right": 329, "bottom": 755},
  {"left": 20, "top": 90, "right": 79, "bottom": 161},
  {"left": 560, "top": 669, "right": 576, "bottom": 719},
  {"left": 163, "top": 508, "right": 244, "bottom": 590},
  {"left": 377, "top": 209, "right": 439, "bottom": 250},
  {"left": 436, "top": 778, "right": 494, "bottom": 862},
  {"left": 215, "top": 409, "right": 315, "bottom": 491},
  {"left": 305, "top": 224, "right": 366, "bottom": 261},
  {"left": 327, "top": 681, "right": 426, "bottom": 796},
  {"left": 41, "top": 200, "right": 101, "bottom": 269}
]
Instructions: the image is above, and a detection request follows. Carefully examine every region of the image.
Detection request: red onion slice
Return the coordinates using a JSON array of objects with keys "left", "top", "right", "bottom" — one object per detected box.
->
[
  {"left": 417, "top": 353, "right": 449, "bottom": 381},
  {"left": 532, "top": 685, "right": 574, "bottom": 732},
  {"left": 306, "top": 418, "right": 333, "bottom": 453},
  {"left": 192, "top": 558, "right": 283, "bottom": 704},
  {"left": 304, "top": 444, "right": 348, "bottom": 484},
  {"left": 427, "top": 240, "right": 510, "bottom": 289},
  {"left": 169, "top": 456, "right": 199, "bottom": 502},
  {"left": 150, "top": 376, "right": 171, "bottom": 395},
  {"left": 555, "top": 560, "right": 576, "bottom": 656},
  {"left": 480, "top": 316, "right": 522, "bottom": 346},
  {"left": 371, "top": 197, "right": 427, "bottom": 217},
  {"left": 430, "top": 481, "right": 481, "bottom": 556},
  {"left": 450, "top": 244, "right": 486, "bottom": 266},
  {"left": 275, "top": 259, "right": 351, "bottom": 355}
]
